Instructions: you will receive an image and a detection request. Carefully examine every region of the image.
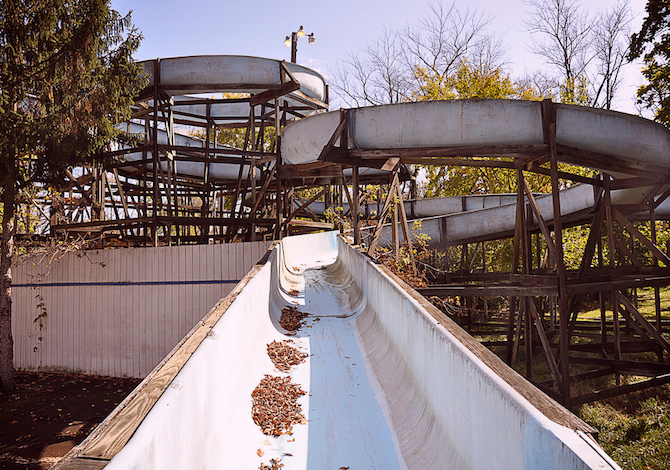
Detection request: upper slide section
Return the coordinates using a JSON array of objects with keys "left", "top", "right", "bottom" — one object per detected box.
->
[
  {"left": 282, "top": 99, "right": 670, "bottom": 173},
  {"left": 138, "top": 55, "right": 327, "bottom": 116}
]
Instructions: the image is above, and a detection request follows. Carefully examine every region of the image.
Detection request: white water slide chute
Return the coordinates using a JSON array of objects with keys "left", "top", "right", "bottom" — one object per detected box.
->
[
  {"left": 54, "top": 73, "right": 670, "bottom": 468},
  {"left": 54, "top": 232, "right": 618, "bottom": 470}
]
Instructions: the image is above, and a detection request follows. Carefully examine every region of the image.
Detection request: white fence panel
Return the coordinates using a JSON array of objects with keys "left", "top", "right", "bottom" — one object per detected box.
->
[{"left": 12, "top": 242, "right": 270, "bottom": 378}]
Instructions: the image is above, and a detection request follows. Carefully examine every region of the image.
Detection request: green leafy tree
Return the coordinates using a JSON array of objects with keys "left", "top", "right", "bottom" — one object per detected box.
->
[
  {"left": 416, "top": 61, "right": 550, "bottom": 198},
  {"left": 0, "top": 0, "right": 145, "bottom": 392},
  {"left": 559, "top": 75, "right": 590, "bottom": 105},
  {"left": 410, "top": 61, "right": 542, "bottom": 102},
  {"left": 630, "top": 0, "right": 670, "bottom": 126}
]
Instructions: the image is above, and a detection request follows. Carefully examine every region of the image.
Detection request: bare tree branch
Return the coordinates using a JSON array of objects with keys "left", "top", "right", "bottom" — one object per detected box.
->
[
  {"left": 330, "top": 0, "right": 506, "bottom": 107},
  {"left": 591, "top": 2, "right": 632, "bottom": 109},
  {"left": 523, "top": 0, "right": 631, "bottom": 108}
]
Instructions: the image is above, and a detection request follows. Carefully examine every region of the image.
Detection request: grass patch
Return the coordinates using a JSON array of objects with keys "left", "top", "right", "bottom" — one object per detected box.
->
[
  {"left": 581, "top": 287, "right": 670, "bottom": 321},
  {"left": 579, "top": 385, "right": 670, "bottom": 470},
  {"left": 476, "top": 287, "right": 670, "bottom": 469}
]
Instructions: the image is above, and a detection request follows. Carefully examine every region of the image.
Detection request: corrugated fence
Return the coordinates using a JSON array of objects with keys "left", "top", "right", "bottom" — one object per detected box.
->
[{"left": 12, "top": 241, "right": 270, "bottom": 378}]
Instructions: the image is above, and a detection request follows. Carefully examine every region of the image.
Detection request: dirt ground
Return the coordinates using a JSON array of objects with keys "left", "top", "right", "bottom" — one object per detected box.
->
[{"left": 0, "top": 371, "right": 141, "bottom": 470}]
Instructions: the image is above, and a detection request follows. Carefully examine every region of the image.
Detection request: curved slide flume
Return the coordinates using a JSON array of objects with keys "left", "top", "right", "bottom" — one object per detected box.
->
[
  {"left": 118, "top": 55, "right": 329, "bottom": 184},
  {"left": 282, "top": 99, "right": 670, "bottom": 247}
]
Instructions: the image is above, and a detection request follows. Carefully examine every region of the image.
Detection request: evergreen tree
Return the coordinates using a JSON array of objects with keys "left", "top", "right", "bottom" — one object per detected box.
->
[
  {"left": 0, "top": 0, "right": 145, "bottom": 392},
  {"left": 630, "top": 0, "right": 670, "bottom": 125}
]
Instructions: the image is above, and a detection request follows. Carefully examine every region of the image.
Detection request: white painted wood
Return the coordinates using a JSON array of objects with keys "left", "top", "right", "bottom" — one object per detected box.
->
[{"left": 12, "top": 241, "right": 270, "bottom": 377}]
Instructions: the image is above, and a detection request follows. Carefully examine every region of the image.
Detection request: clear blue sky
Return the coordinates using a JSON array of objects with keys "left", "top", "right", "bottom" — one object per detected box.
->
[{"left": 110, "top": 0, "right": 648, "bottom": 113}]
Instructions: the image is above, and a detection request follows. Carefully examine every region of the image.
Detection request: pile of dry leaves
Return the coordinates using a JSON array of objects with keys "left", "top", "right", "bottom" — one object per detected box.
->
[
  {"left": 251, "top": 375, "right": 306, "bottom": 437},
  {"left": 279, "top": 305, "right": 309, "bottom": 332},
  {"left": 267, "top": 340, "right": 308, "bottom": 372}
]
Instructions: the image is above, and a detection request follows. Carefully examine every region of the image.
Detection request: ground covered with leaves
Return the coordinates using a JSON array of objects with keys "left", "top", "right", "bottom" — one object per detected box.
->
[{"left": 0, "top": 371, "right": 140, "bottom": 469}]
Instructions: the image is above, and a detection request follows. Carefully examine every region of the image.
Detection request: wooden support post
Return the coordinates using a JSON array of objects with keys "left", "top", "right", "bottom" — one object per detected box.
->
[
  {"left": 250, "top": 105, "right": 257, "bottom": 242},
  {"left": 166, "top": 97, "right": 178, "bottom": 224},
  {"left": 112, "top": 169, "right": 133, "bottom": 236},
  {"left": 507, "top": 166, "right": 525, "bottom": 365},
  {"left": 392, "top": 196, "right": 399, "bottom": 259},
  {"left": 650, "top": 205, "right": 663, "bottom": 360},
  {"left": 152, "top": 59, "right": 161, "bottom": 246},
  {"left": 352, "top": 165, "right": 361, "bottom": 245},
  {"left": 523, "top": 178, "right": 558, "bottom": 265},
  {"left": 274, "top": 99, "right": 283, "bottom": 240},
  {"left": 325, "top": 184, "right": 332, "bottom": 214},
  {"left": 518, "top": 169, "right": 533, "bottom": 379},
  {"left": 567, "top": 199, "right": 606, "bottom": 336},
  {"left": 597, "top": 236, "right": 607, "bottom": 349},
  {"left": 542, "top": 99, "right": 570, "bottom": 405},
  {"left": 104, "top": 171, "right": 122, "bottom": 223},
  {"left": 339, "top": 168, "right": 355, "bottom": 231},
  {"left": 394, "top": 179, "right": 417, "bottom": 276},
  {"left": 460, "top": 244, "right": 468, "bottom": 276},
  {"left": 528, "top": 299, "right": 562, "bottom": 388},
  {"left": 604, "top": 178, "right": 622, "bottom": 385}
]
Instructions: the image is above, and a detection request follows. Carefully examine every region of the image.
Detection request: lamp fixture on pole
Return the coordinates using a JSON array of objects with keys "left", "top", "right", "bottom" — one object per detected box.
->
[{"left": 284, "top": 25, "right": 315, "bottom": 63}]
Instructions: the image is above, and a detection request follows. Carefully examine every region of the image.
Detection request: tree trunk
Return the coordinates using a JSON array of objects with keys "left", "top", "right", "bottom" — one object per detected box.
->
[{"left": 0, "top": 163, "right": 16, "bottom": 392}]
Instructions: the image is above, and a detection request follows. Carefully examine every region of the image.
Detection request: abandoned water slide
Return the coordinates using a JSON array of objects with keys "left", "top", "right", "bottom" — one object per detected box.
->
[
  {"left": 53, "top": 231, "right": 618, "bottom": 469},
  {"left": 53, "top": 56, "right": 670, "bottom": 469}
]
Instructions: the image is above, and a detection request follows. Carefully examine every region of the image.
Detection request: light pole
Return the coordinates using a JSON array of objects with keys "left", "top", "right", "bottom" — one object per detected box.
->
[{"left": 284, "top": 25, "right": 315, "bottom": 63}]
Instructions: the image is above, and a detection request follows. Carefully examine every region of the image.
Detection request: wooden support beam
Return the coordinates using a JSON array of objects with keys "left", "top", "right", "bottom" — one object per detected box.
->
[
  {"left": 650, "top": 205, "right": 663, "bottom": 355},
  {"left": 528, "top": 298, "right": 562, "bottom": 389},
  {"left": 368, "top": 171, "right": 400, "bottom": 255},
  {"left": 604, "top": 175, "right": 668, "bottom": 190},
  {"left": 250, "top": 165, "right": 277, "bottom": 215},
  {"left": 619, "top": 293, "right": 670, "bottom": 354},
  {"left": 392, "top": 192, "right": 399, "bottom": 259},
  {"left": 65, "top": 169, "right": 95, "bottom": 206},
  {"left": 293, "top": 194, "right": 321, "bottom": 221},
  {"left": 250, "top": 80, "right": 300, "bottom": 107},
  {"left": 112, "top": 170, "right": 132, "bottom": 230},
  {"left": 318, "top": 109, "right": 348, "bottom": 162},
  {"left": 569, "top": 357, "right": 670, "bottom": 376},
  {"left": 571, "top": 374, "right": 670, "bottom": 406},
  {"left": 618, "top": 301, "right": 654, "bottom": 339},
  {"left": 418, "top": 284, "right": 557, "bottom": 297},
  {"left": 613, "top": 207, "right": 670, "bottom": 267},
  {"left": 339, "top": 168, "right": 355, "bottom": 226},
  {"left": 517, "top": 169, "right": 533, "bottom": 379},
  {"left": 103, "top": 171, "right": 123, "bottom": 222},
  {"left": 507, "top": 175, "right": 525, "bottom": 365},
  {"left": 275, "top": 99, "right": 283, "bottom": 239},
  {"left": 567, "top": 198, "right": 606, "bottom": 337},
  {"left": 283, "top": 188, "right": 326, "bottom": 231},
  {"left": 652, "top": 185, "right": 670, "bottom": 210},
  {"left": 558, "top": 144, "right": 670, "bottom": 180},
  {"left": 522, "top": 177, "right": 558, "bottom": 265}
]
